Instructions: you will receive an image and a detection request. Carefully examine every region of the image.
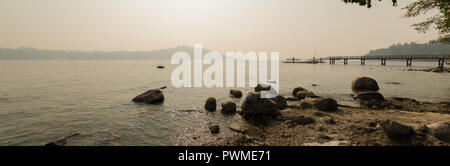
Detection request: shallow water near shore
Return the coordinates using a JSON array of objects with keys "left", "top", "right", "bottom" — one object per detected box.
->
[{"left": 0, "top": 60, "right": 449, "bottom": 145}]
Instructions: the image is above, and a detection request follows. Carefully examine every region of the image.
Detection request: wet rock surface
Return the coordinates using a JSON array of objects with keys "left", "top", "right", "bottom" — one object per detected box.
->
[
  {"left": 427, "top": 122, "right": 450, "bottom": 143},
  {"left": 240, "top": 92, "right": 280, "bottom": 121},
  {"left": 352, "top": 77, "right": 379, "bottom": 92},
  {"left": 381, "top": 120, "right": 416, "bottom": 145},
  {"left": 221, "top": 101, "right": 237, "bottom": 114},
  {"left": 209, "top": 125, "right": 220, "bottom": 134},
  {"left": 204, "top": 97, "right": 217, "bottom": 112},
  {"left": 313, "top": 98, "right": 338, "bottom": 112},
  {"left": 132, "top": 89, "right": 165, "bottom": 104},
  {"left": 229, "top": 89, "right": 243, "bottom": 98}
]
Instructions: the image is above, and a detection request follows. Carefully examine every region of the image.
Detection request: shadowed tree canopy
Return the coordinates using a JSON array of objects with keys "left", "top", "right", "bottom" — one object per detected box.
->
[{"left": 342, "top": 0, "right": 450, "bottom": 43}]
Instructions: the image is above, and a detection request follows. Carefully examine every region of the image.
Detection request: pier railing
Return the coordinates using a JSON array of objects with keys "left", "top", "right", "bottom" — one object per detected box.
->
[{"left": 320, "top": 54, "right": 449, "bottom": 67}]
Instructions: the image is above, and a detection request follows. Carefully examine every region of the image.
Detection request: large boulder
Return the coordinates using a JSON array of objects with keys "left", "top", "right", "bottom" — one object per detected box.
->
[
  {"left": 205, "top": 97, "right": 217, "bottom": 112},
  {"left": 292, "top": 87, "right": 306, "bottom": 97},
  {"left": 295, "top": 90, "right": 315, "bottom": 100},
  {"left": 313, "top": 98, "right": 338, "bottom": 112},
  {"left": 241, "top": 92, "right": 280, "bottom": 120},
  {"left": 271, "top": 95, "right": 287, "bottom": 110},
  {"left": 132, "top": 89, "right": 165, "bottom": 104},
  {"left": 427, "top": 122, "right": 450, "bottom": 143},
  {"left": 381, "top": 120, "right": 416, "bottom": 145},
  {"left": 221, "top": 101, "right": 237, "bottom": 114},
  {"left": 229, "top": 89, "right": 243, "bottom": 98},
  {"left": 351, "top": 77, "right": 379, "bottom": 92}
]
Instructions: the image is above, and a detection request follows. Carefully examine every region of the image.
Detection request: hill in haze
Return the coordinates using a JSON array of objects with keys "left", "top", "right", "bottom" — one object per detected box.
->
[{"left": 0, "top": 46, "right": 210, "bottom": 60}]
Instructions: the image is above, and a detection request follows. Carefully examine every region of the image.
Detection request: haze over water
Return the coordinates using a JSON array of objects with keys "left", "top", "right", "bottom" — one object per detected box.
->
[{"left": 0, "top": 60, "right": 448, "bottom": 145}]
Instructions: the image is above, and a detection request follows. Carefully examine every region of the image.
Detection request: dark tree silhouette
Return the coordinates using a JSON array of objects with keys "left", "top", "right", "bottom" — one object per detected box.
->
[{"left": 342, "top": 0, "right": 449, "bottom": 43}]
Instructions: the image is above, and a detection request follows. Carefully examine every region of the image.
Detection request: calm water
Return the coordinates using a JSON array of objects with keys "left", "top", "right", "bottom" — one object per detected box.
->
[{"left": 0, "top": 60, "right": 449, "bottom": 145}]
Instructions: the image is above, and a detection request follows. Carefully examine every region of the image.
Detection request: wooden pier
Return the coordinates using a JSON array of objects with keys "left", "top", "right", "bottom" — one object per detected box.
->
[{"left": 321, "top": 54, "right": 449, "bottom": 67}]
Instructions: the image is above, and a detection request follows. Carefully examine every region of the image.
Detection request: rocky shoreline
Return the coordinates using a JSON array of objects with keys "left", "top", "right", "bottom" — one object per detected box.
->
[{"left": 130, "top": 76, "right": 450, "bottom": 146}]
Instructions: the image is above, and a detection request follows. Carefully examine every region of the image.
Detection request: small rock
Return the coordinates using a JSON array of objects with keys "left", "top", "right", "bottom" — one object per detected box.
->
[
  {"left": 427, "top": 122, "right": 450, "bottom": 143},
  {"left": 313, "top": 98, "right": 338, "bottom": 112},
  {"left": 318, "top": 134, "right": 332, "bottom": 140},
  {"left": 313, "top": 111, "right": 327, "bottom": 117},
  {"left": 209, "top": 125, "right": 220, "bottom": 134},
  {"left": 386, "top": 82, "right": 401, "bottom": 85},
  {"left": 381, "top": 120, "right": 416, "bottom": 145},
  {"left": 351, "top": 77, "right": 379, "bottom": 92},
  {"left": 299, "top": 100, "right": 313, "bottom": 109},
  {"left": 254, "top": 83, "right": 271, "bottom": 92},
  {"left": 204, "top": 97, "right": 217, "bottom": 112},
  {"left": 303, "top": 141, "right": 351, "bottom": 146},
  {"left": 156, "top": 65, "right": 165, "bottom": 69},
  {"left": 159, "top": 86, "right": 167, "bottom": 89},
  {"left": 293, "top": 116, "right": 315, "bottom": 125},
  {"left": 229, "top": 123, "right": 248, "bottom": 134},
  {"left": 320, "top": 117, "right": 336, "bottom": 125},
  {"left": 295, "top": 90, "right": 315, "bottom": 100},
  {"left": 229, "top": 89, "right": 243, "bottom": 98},
  {"left": 292, "top": 87, "right": 306, "bottom": 97},
  {"left": 416, "top": 125, "right": 430, "bottom": 134},
  {"left": 286, "top": 97, "right": 298, "bottom": 101},
  {"left": 132, "top": 89, "right": 165, "bottom": 104},
  {"left": 221, "top": 101, "right": 237, "bottom": 114}
]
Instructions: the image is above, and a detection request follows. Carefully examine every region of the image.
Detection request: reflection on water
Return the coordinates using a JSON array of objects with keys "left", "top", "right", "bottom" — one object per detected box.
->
[{"left": 0, "top": 60, "right": 448, "bottom": 145}]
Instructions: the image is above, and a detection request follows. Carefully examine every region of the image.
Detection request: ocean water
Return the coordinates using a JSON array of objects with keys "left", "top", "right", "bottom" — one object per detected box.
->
[{"left": 0, "top": 60, "right": 449, "bottom": 145}]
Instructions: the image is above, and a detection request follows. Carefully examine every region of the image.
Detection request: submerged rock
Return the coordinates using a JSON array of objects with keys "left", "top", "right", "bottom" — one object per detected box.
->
[
  {"left": 352, "top": 77, "right": 379, "bottom": 92},
  {"left": 221, "top": 101, "right": 237, "bottom": 114},
  {"left": 132, "top": 89, "right": 165, "bottom": 104},
  {"left": 204, "top": 97, "right": 217, "bottom": 112},
  {"left": 313, "top": 98, "right": 338, "bottom": 112},
  {"left": 241, "top": 92, "right": 280, "bottom": 120},
  {"left": 386, "top": 82, "right": 401, "bottom": 85},
  {"left": 44, "top": 133, "right": 79, "bottom": 146},
  {"left": 229, "top": 89, "right": 243, "bottom": 98},
  {"left": 381, "top": 120, "right": 416, "bottom": 145}
]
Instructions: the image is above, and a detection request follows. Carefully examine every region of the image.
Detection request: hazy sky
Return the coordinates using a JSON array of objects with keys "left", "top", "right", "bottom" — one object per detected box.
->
[{"left": 0, "top": 0, "right": 440, "bottom": 58}]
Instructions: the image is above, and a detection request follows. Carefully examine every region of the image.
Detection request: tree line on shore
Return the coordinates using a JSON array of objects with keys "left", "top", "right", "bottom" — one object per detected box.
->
[{"left": 365, "top": 41, "right": 450, "bottom": 56}]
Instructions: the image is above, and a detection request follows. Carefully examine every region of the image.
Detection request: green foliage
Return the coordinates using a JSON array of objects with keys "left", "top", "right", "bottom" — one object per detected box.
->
[
  {"left": 342, "top": 0, "right": 398, "bottom": 8},
  {"left": 343, "top": 0, "right": 450, "bottom": 43},
  {"left": 403, "top": 0, "right": 450, "bottom": 43}
]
